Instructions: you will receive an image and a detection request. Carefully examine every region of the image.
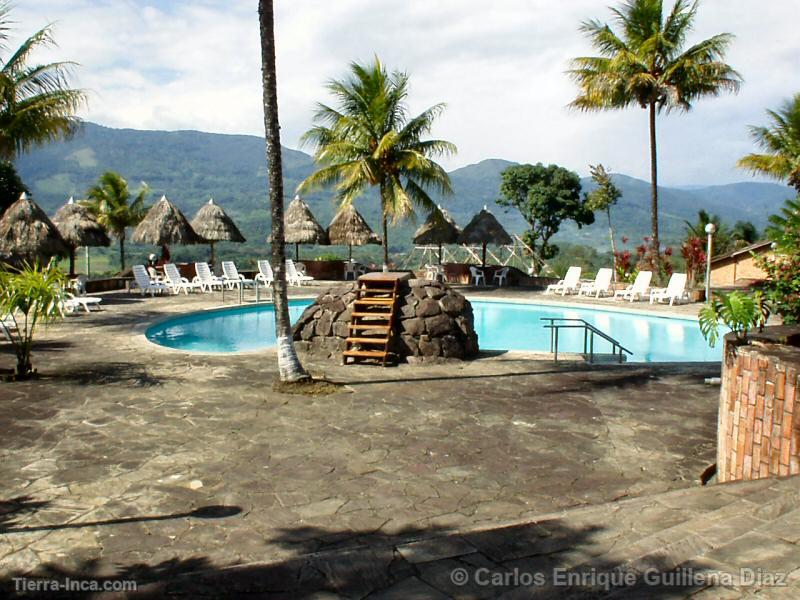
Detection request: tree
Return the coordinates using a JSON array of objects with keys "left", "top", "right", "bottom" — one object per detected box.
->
[
  {"left": 298, "top": 57, "right": 456, "bottom": 267},
  {"left": 584, "top": 164, "right": 622, "bottom": 281},
  {"left": 258, "top": 0, "right": 309, "bottom": 383},
  {"left": 0, "top": 161, "right": 28, "bottom": 215},
  {"left": 737, "top": 94, "right": 800, "bottom": 192},
  {"left": 83, "top": 171, "right": 148, "bottom": 272},
  {"left": 730, "top": 221, "right": 759, "bottom": 247},
  {"left": 497, "top": 163, "right": 594, "bottom": 274},
  {"left": 685, "top": 209, "right": 732, "bottom": 256},
  {"left": 0, "top": 2, "right": 86, "bottom": 161},
  {"left": 569, "top": 0, "right": 741, "bottom": 262}
]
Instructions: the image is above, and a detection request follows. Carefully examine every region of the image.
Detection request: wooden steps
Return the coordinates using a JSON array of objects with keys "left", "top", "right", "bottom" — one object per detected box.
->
[{"left": 343, "top": 274, "right": 403, "bottom": 366}]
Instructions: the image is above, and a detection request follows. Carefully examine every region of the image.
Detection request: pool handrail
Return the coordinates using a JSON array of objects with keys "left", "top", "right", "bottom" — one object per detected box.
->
[{"left": 541, "top": 317, "right": 633, "bottom": 364}]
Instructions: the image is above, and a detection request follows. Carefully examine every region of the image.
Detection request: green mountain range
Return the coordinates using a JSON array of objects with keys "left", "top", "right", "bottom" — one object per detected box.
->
[{"left": 15, "top": 122, "right": 795, "bottom": 267}]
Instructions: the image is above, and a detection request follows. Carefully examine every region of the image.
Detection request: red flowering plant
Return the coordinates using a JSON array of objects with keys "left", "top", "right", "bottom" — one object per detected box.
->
[
  {"left": 757, "top": 196, "right": 800, "bottom": 324},
  {"left": 614, "top": 236, "right": 673, "bottom": 282},
  {"left": 681, "top": 236, "right": 706, "bottom": 288}
]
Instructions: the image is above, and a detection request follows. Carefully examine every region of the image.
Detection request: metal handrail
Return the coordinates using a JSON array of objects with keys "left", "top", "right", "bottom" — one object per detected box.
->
[{"left": 541, "top": 317, "right": 632, "bottom": 364}]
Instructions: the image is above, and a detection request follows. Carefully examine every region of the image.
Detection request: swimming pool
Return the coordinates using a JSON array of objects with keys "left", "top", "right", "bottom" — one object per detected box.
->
[{"left": 145, "top": 299, "right": 722, "bottom": 362}]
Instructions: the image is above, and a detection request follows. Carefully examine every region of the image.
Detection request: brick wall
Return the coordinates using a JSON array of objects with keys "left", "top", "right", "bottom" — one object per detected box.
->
[{"left": 718, "top": 333, "right": 800, "bottom": 482}]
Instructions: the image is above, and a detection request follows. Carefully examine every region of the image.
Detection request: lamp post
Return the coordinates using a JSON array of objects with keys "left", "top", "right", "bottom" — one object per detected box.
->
[{"left": 705, "top": 223, "right": 716, "bottom": 302}]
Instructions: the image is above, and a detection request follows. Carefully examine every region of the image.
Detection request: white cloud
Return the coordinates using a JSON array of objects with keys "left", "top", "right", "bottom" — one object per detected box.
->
[{"left": 12, "top": 0, "right": 800, "bottom": 185}]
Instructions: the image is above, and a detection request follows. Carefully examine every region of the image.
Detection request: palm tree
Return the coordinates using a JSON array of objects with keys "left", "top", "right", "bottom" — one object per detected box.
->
[
  {"left": 685, "top": 209, "right": 731, "bottom": 256},
  {"left": 569, "top": 0, "right": 741, "bottom": 261},
  {"left": 258, "top": 0, "right": 309, "bottom": 383},
  {"left": 730, "top": 221, "right": 759, "bottom": 247},
  {"left": 0, "top": 2, "right": 86, "bottom": 161},
  {"left": 585, "top": 164, "right": 622, "bottom": 281},
  {"left": 298, "top": 58, "right": 456, "bottom": 267},
  {"left": 83, "top": 172, "right": 148, "bottom": 272},
  {"left": 737, "top": 94, "right": 800, "bottom": 192}
]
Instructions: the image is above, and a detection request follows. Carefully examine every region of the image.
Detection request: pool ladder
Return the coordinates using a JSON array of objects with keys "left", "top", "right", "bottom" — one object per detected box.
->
[{"left": 541, "top": 318, "right": 632, "bottom": 364}]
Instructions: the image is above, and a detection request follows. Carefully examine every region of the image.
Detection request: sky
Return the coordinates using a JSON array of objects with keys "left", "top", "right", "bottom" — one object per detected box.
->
[{"left": 14, "top": 0, "right": 800, "bottom": 185}]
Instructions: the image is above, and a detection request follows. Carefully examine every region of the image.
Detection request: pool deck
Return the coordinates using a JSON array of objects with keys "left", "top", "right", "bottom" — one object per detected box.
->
[{"left": 1, "top": 284, "right": 797, "bottom": 597}]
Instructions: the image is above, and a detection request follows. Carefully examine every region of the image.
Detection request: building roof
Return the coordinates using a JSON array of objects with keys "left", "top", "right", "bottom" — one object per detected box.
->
[{"left": 710, "top": 240, "right": 772, "bottom": 265}]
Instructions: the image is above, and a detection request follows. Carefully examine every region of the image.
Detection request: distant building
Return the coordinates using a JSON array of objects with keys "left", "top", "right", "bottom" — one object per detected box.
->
[{"left": 709, "top": 240, "right": 773, "bottom": 287}]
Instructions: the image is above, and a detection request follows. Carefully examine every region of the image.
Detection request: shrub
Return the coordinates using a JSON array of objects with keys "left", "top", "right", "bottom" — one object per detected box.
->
[{"left": 698, "top": 291, "right": 770, "bottom": 348}]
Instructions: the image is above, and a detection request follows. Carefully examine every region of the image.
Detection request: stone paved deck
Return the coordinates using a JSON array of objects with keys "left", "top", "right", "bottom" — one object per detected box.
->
[{"left": 1, "top": 285, "right": 789, "bottom": 597}]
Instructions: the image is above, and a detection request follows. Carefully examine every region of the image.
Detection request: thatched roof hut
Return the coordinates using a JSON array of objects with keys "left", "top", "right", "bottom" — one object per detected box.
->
[
  {"left": 268, "top": 195, "right": 327, "bottom": 260},
  {"left": 52, "top": 197, "right": 111, "bottom": 276},
  {"left": 0, "top": 193, "right": 69, "bottom": 266},
  {"left": 327, "top": 204, "right": 381, "bottom": 261},
  {"left": 190, "top": 198, "right": 245, "bottom": 269},
  {"left": 132, "top": 195, "right": 204, "bottom": 246},
  {"left": 457, "top": 206, "right": 512, "bottom": 266},
  {"left": 413, "top": 206, "right": 460, "bottom": 246}
]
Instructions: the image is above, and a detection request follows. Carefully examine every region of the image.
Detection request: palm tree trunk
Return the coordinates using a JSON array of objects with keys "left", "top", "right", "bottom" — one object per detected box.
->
[
  {"left": 648, "top": 101, "right": 660, "bottom": 263},
  {"left": 607, "top": 208, "right": 618, "bottom": 283},
  {"left": 119, "top": 234, "right": 125, "bottom": 273},
  {"left": 68, "top": 247, "right": 76, "bottom": 278},
  {"left": 258, "top": 0, "right": 308, "bottom": 383}
]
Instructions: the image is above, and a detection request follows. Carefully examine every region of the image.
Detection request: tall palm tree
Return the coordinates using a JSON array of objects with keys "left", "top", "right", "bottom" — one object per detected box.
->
[
  {"left": 298, "top": 58, "right": 456, "bottom": 267},
  {"left": 0, "top": 2, "right": 86, "bottom": 161},
  {"left": 258, "top": 0, "right": 309, "bottom": 383},
  {"left": 737, "top": 94, "right": 800, "bottom": 192},
  {"left": 83, "top": 172, "right": 148, "bottom": 272},
  {"left": 569, "top": 0, "right": 741, "bottom": 261}
]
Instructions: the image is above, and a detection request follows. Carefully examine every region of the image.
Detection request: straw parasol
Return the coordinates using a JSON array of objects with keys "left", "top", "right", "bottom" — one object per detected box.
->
[
  {"left": 268, "top": 195, "right": 328, "bottom": 260},
  {"left": 190, "top": 198, "right": 245, "bottom": 270},
  {"left": 457, "top": 205, "right": 512, "bottom": 267},
  {"left": 0, "top": 192, "right": 69, "bottom": 266},
  {"left": 52, "top": 197, "right": 111, "bottom": 277},
  {"left": 413, "top": 205, "right": 460, "bottom": 264},
  {"left": 327, "top": 203, "right": 381, "bottom": 261},
  {"left": 133, "top": 195, "right": 204, "bottom": 260}
]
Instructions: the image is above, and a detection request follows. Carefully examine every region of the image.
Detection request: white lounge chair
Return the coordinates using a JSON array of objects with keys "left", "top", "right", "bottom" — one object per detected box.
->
[
  {"left": 493, "top": 267, "right": 510, "bottom": 287},
  {"left": 132, "top": 265, "right": 168, "bottom": 296},
  {"left": 546, "top": 266, "right": 582, "bottom": 296},
  {"left": 221, "top": 261, "right": 255, "bottom": 290},
  {"left": 193, "top": 262, "right": 225, "bottom": 292},
  {"left": 650, "top": 272, "right": 688, "bottom": 306},
  {"left": 614, "top": 270, "right": 653, "bottom": 302},
  {"left": 285, "top": 259, "right": 314, "bottom": 286},
  {"left": 469, "top": 266, "right": 485, "bottom": 286},
  {"left": 256, "top": 260, "right": 274, "bottom": 286},
  {"left": 164, "top": 263, "right": 204, "bottom": 294},
  {"left": 63, "top": 292, "right": 102, "bottom": 313},
  {"left": 578, "top": 268, "right": 613, "bottom": 298},
  {"left": 1, "top": 312, "right": 16, "bottom": 341}
]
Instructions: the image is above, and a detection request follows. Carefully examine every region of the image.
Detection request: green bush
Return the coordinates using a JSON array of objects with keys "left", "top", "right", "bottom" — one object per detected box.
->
[{"left": 698, "top": 291, "right": 770, "bottom": 348}]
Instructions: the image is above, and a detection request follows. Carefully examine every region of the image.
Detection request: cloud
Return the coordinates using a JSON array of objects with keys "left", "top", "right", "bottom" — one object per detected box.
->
[{"left": 13, "top": 0, "right": 800, "bottom": 185}]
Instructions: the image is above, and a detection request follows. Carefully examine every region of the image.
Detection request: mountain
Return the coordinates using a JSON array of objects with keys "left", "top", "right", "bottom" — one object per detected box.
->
[{"left": 15, "top": 122, "right": 795, "bottom": 263}]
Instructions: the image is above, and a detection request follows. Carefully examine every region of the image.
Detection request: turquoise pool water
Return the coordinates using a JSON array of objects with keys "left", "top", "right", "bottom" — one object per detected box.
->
[{"left": 145, "top": 299, "right": 722, "bottom": 362}]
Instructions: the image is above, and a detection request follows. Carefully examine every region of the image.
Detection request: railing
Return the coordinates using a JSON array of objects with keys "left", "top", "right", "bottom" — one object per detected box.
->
[
  {"left": 541, "top": 318, "right": 632, "bottom": 364},
  {"left": 221, "top": 279, "right": 272, "bottom": 304}
]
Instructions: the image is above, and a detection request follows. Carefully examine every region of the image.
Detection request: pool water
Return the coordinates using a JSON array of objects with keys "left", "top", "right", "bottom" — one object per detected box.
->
[{"left": 145, "top": 299, "right": 722, "bottom": 362}]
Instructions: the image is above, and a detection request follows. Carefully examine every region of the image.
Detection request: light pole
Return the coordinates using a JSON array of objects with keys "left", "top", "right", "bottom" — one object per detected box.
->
[{"left": 705, "top": 223, "right": 716, "bottom": 302}]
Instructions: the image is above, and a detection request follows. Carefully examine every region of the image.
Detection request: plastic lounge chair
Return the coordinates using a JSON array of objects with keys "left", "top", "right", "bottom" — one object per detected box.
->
[
  {"left": 193, "top": 262, "right": 224, "bottom": 292},
  {"left": 164, "top": 263, "right": 204, "bottom": 294},
  {"left": 546, "top": 266, "right": 582, "bottom": 296},
  {"left": 285, "top": 259, "right": 314, "bottom": 286},
  {"left": 221, "top": 261, "right": 255, "bottom": 290},
  {"left": 493, "top": 267, "right": 510, "bottom": 286},
  {"left": 256, "top": 260, "right": 274, "bottom": 285},
  {"left": 469, "top": 266, "right": 485, "bottom": 286},
  {"left": 63, "top": 292, "right": 102, "bottom": 313},
  {"left": 614, "top": 270, "right": 653, "bottom": 302},
  {"left": 578, "top": 268, "right": 613, "bottom": 298},
  {"left": 1, "top": 313, "right": 16, "bottom": 341},
  {"left": 650, "top": 273, "right": 688, "bottom": 306},
  {"left": 132, "top": 265, "right": 168, "bottom": 297}
]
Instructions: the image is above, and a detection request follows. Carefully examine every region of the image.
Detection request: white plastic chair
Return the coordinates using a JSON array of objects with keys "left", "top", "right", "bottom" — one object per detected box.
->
[
  {"left": 286, "top": 259, "right": 314, "bottom": 286},
  {"left": 256, "top": 260, "right": 274, "bottom": 285},
  {"left": 493, "top": 267, "right": 510, "bottom": 286},
  {"left": 164, "top": 263, "right": 204, "bottom": 294},
  {"left": 469, "top": 266, "right": 485, "bottom": 286},
  {"left": 546, "top": 266, "right": 582, "bottom": 296},
  {"left": 614, "top": 270, "right": 653, "bottom": 302},
  {"left": 221, "top": 261, "right": 255, "bottom": 290},
  {"left": 132, "top": 265, "right": 168, "bottom": 297},
  {"left": 578, "top": 268, "right": 613, "bottom": 298},
  {"left": 193, "top": 262, "right": 225, "bottom": 292},
  {"left": 650, "top": 273, "right": 688, "bottom": 306},
  {"left": 1, "top": 312, "right": 17, "bottom": 341}
]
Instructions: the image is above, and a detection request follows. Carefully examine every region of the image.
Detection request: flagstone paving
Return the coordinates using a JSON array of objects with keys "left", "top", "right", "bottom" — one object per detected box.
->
[{"left": 1, "top": 287, "right": 792, "bottom": 597}]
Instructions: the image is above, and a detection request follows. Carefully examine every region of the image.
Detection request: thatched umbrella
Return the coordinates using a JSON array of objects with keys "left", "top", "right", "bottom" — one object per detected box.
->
[
  {"left": 457, "top": 205, "right": 512, "bottom": 267},
  {"left": 327, "top": 203, "right": 381, "bottom": 261},
  {"left": 268, "top": 195, "right": 327, "bottom": 260},
  {"left": 132, "top": 195, "right": 204, "bottom": 260},
  {"left": 0, "top": 192, "right": 69, "bottom": 266},
  {"left": 413, "top": 205, "right": 460, "bottom": 264},
  {"left": 52, "top": 197, "right": 111, "bottom": 277},
  {"left": 190, "top": 198, "right": 245, "bottom": 270}
]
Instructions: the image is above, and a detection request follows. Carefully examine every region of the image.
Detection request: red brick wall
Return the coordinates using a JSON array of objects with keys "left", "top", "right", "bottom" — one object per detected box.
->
[{"left": 718, "top": 344, "right": 800, "bottom": 482}]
